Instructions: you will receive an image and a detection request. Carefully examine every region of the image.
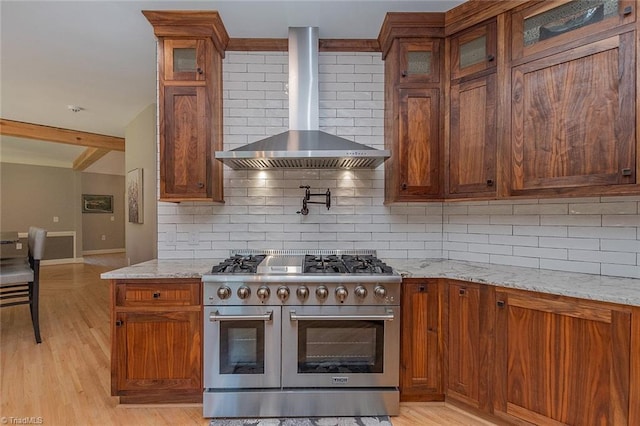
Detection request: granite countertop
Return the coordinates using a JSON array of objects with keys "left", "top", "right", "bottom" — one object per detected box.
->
[{"left": 101, "top": 258, "right": 640, "bottom": 308}]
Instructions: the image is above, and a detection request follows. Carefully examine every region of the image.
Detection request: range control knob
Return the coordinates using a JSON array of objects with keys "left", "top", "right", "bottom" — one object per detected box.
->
[
  {"left": 217, "top": 286, "right": 231, "bottom": 300},
  {"left": 335, "top": 286, "right": 348, "bottom": 302},
  {"left": 256, "top": 286, "right": 271, "bottom": 301},
  {"left": 237, "top": 286, "right": 251, "bottom": 300},
  {"left": 276, "top": 286, "right": 290, "bottom": 302},
  {"left": 354, "top": 285, "right": 368, "bottom": 299},
  {"left": 374, "top": 285, "right": 387, "bottom": 300},
  {"left": 296, "top": 285, "right": 309, "bottom": 301},
  {"left": 316, "top": 285, "right": 329, "bottom": 301}
]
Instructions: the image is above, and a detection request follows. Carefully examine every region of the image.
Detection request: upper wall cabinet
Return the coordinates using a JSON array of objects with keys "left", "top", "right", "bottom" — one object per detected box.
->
[
  {"left": 509, "top": 25, "right": 636, "bottom": 196},
  {"left": 511, "top": 0, "right": 636, "bottom": 62},
  {"left": 379, "top": 13, "right": 445, "bottom": 203},
  {"left": 450, "top": 20, "right": 497, "bottom": 81},
  {"left": 143, "top": 11, "right": 228, "bottom": 202}
]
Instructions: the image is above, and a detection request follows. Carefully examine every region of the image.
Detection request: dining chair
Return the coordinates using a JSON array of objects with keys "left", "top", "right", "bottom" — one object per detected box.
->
[{"left": 0, "top": 227, "right": 47, "bottom": 343}]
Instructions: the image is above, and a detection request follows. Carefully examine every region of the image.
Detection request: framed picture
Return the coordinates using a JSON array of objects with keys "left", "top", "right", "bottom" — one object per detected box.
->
[
  {"left": 82, "top": 194, "right": 113, "bottom": 213},
  {"left": 127, "top": 168, "right": 143, "bottom": 224}
]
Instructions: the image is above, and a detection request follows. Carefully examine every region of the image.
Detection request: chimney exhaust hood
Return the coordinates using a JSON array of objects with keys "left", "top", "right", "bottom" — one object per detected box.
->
[{"left": 214, "top": 27, "right": 390, "bottom": 170}]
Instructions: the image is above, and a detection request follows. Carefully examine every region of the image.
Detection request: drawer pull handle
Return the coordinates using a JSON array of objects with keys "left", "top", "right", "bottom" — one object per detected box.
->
[
  {"left": 621, "top": 168, "right": 632, "bottom": 176},
  {"left": 153, "top": 292, "right": 161, "bottom": 299}
]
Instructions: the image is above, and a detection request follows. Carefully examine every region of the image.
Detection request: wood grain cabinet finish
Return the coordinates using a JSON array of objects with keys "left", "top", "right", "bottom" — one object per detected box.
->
[
  {"left": 143, "top": 11, "right": 227, "bottom": 202},
  {"left": 444, "top": 281, "right": 494, "bottom": 412},
  {"left": 111, "top": 279, "right": 202, "bottom": 404},
  {"left": 448, "top": 74, "right": 497, "bottom": 198},
  {"left": 494, "top": 289, "right": 632, "bottom": 425},
  {"left": 400, "top": 279, "right": 444, "bottom": 401},
  {"left": 510, "top": 31, "right": 636, "bottom": 196}
]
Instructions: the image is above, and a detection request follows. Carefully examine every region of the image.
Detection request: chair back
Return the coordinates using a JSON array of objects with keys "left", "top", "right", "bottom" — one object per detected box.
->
[{"left": 28, "top": 227, "right": 47, "bottom": 261}]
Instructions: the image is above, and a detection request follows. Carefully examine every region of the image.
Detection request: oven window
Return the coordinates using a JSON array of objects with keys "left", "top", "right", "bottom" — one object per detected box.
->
[
  {"left": 297, "top": 320, "right": 384, "bottom": 374},
  {"left": 219, "top": 321, "right": 264, "bottom": 374}
]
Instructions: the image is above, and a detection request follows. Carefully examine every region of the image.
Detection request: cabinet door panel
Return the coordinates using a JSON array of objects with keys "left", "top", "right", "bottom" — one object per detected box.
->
[
  {"left": 495, "top": 291, "right": 631, "bottom": 425},
  {"left": 398, "top": 38, "right": 440, "bottom": 84},
  {"left": 163, "top": 39, "right": 206, "bottom": 81},
  {"left": 115, "top": 311, "right": 201, "bottom": 391},
  {"left": 162, "top": 85, "right": 211, "bottom": 199},
  {"left": 511, "top": 33, "right": 635, "bottom": 195},
  {"left": 450, "top": 20, "right": 497, "bottom": 80},
  {"left": 449, "top": 74, "right": 496, "bottom": 196},
  {"left": 400, "top": 280, "right": 442, "bottom": 400},
  {"left": 398, "top": 88, "right": 440, "bottom": 198}
]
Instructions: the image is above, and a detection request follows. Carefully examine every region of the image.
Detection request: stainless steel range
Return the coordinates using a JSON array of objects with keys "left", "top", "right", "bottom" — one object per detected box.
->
[{"left": 202, "top": 250, "right": 401, "bottom": 418}]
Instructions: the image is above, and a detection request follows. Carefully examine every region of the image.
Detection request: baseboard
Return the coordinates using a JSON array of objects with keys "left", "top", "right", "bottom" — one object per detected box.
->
[
  {"left": 82, "top": 248, "right": 125, "bottom": 255},
  {"left": 42, "top": 257, "right": 84, "bottom": 266}
]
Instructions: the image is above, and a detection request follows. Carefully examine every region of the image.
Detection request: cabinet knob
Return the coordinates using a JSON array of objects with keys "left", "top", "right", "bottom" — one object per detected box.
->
[
  {"left": 486, "top": 179, "right": 494, "bottom": 187},
  {"left": 497, "top": 300, "right": 505, "bottom": 308},
  {"left": 115, "top": 320, "right": 123, "bottom": 327},
  {"left": 419, "top": 285, "right": 425, "bottom": 292},
  {"left": 623, "top": 6, "right": 633, "bottom": 16},
  {"left": 401, "top": 183, "right": 407, "bottom": 190},
  {"left": 197, "top": 67, "right": 204, "bottom": 75},
  {"left": 401, "top": 70, "right": 408, "bottom": 77},
  {"left": 153, "top": 292, "right": 161, "bottom": 299},
  {"left": 197, "top": 182, "right": 205, "bottom": 188},
  {"left": 487, "top": 54, "right": 495, "bottom": 62},
  {"left": 621, "top": 168, "right": 632, "bottom": 177},
  {"left": 459, "top": 288, "right": 466, "bottom": 296}
]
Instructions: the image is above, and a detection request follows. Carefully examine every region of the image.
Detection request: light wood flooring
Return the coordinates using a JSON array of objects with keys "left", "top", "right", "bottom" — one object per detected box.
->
[{"left": 1, "top": 254, "right": 496, "bottom": 425}]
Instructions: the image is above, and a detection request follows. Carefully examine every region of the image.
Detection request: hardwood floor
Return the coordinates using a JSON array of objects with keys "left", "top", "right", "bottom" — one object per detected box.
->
[{"left": 1, "top": 254, "right": 495, "bottom": 425}]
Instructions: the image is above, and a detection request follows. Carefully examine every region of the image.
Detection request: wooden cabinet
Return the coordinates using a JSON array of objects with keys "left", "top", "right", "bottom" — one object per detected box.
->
[
  {"left": 379, "top": 14, "right": 445, "bottom": 203},
  {"left": 450, "top": 20, "right": 496, "bottom": 80},
  {"left": 143, "top": 11, "right": 227, "bottom": 202},
  {"left": 447, "top": 20, "right": 497, "bottom": 199},
  {"left": 448, "top": 71, "right": 497, "bottom": 198},
  {"left": 110, "top": 279, "right": 202, "bottom": 403},
  {"left": 507, "top": 1, "right": 638, "bottom": 198},
  {"left": 494, "top": 288, "right": 632, "bottom": 425},
  {"left": 400, "top": 279, "right": 443, "bottom": 401},
  {"left": 444, "top": 281, "right": 494, "bottom": 412}
]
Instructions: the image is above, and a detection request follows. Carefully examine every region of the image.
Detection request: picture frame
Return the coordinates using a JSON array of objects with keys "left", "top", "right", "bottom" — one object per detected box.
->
[
  {"left": 127, "top": 168, "right": 143, "bottom": 224},
  {"left": 82, "top": 194, "right": 113, "bottom": 213}
]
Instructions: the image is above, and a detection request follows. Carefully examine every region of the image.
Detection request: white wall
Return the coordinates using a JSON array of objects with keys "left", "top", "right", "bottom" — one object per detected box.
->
[
  {"left": 156, "top": 51, "right": 640, "bottom": 279},
  {"left": 125, "top": 103, "right": 158, "bottom": 265}
]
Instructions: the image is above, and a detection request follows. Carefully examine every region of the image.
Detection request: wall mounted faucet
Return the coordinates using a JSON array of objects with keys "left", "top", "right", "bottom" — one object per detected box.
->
[{"left": 296, "top": 185, "right": 331, "bottom": 215}]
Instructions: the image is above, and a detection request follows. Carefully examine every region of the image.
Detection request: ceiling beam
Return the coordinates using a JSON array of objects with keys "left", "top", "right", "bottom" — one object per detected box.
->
[
  {"left": 72, "top": 147, "right": 111, "bottom": 171},
  {"left": 0, "top": 119, "right": 125, "bottom": 151}
]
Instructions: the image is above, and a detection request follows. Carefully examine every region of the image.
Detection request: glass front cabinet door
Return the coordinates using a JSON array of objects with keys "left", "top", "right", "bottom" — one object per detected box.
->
[
  {"left": 397, "top": 38, "right": 441, "bottom": 84},
  {"left": 163, "top": 39, "right": 207, "bottom": 81},
  {"left": 450, "top": 20, "right": 497, "bottom": 80}
]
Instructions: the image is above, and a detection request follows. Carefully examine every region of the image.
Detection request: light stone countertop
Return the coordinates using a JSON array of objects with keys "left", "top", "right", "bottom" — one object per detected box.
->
[
  {"left": 101, "top": 258, "right": 640, "bottom": 307},
  {"left": 385, "top": 258, "right": 640, "bottom": 307}
]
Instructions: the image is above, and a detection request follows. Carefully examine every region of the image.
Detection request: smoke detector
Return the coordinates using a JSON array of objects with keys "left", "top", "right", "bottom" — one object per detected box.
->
[{"left": 67, "top": 105, "right": 83, "bottom": 113}]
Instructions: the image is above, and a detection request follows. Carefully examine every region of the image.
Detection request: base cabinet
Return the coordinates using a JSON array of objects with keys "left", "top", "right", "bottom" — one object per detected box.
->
[
  {"left": 110, "top": 279, "right": 202, "bottom": 403},
  {"left": 445, "top": 281, "right": 494, "bottom": 412},
  {"left": 400, "top": 279, "right": 443, "bottom": 401},
  {"left": 494, "top": 289, "right": 632, "bottom": 425}
]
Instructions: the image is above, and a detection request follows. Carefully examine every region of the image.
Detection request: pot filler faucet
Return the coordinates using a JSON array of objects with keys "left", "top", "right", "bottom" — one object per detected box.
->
[{"left": 296, "top": 185, "right": 331, "bottom": 215}]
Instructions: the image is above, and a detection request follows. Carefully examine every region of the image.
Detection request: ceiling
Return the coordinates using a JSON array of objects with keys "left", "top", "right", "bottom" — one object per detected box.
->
[{"left": 0, "top": 0, "right": 464, "bottom": 175}]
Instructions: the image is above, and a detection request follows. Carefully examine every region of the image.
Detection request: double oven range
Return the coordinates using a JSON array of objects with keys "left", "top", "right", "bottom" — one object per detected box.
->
[{"left": 202, "top": 250, "right": 401, "bottom": 418}]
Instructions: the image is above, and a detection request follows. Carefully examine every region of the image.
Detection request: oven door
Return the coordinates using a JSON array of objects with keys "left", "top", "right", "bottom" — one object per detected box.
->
[
  {"left": 282, "top": 305, "right": 400, "bottom": 388},
  {"left": 204, "top": 306, "right": 281, "bottom": 389}
]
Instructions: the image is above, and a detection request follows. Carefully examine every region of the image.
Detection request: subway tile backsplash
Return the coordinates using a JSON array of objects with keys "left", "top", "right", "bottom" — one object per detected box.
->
[{"left": 156, "top": 52, "right": 640, "bottom": 279}]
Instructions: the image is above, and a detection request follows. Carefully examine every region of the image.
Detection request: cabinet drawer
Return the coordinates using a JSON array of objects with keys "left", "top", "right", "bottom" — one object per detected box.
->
[{"left": 115, "top": 282, "right": 200, "bottom": 307}]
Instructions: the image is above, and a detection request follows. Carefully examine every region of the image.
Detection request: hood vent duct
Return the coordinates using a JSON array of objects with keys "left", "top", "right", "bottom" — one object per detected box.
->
[{"left": 214, "top": 27, "right": 390, "bottom": 170}]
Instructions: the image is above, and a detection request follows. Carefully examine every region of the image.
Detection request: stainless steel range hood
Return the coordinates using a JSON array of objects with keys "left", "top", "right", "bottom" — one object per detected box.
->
[{"left": 215, "top": 27, "right": 390, "bottom": 170}]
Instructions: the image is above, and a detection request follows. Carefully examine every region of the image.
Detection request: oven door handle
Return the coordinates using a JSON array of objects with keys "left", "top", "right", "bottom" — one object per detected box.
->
[
  {"left": 289, "top": 310, "right": 395, "bottom": 321},
  {"left": 209, "top": 310, "right": 273, "bottom": 322}
]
